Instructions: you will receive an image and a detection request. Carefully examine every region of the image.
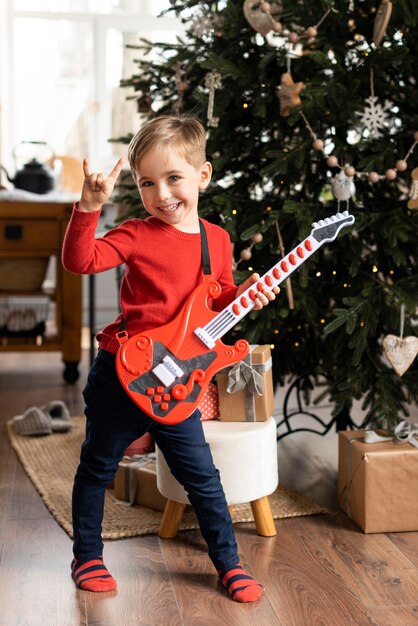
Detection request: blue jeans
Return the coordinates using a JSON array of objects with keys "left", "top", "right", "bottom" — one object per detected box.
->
[{"left": 72, "top": 349, "right": 239, "bottom": 571}]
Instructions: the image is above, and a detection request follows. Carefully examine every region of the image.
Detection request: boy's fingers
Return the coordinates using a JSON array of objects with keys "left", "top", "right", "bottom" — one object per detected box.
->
[
  {"left": 82, "top": 158, "right": 90, "bottom": 178},
  {"left": 108, "top": 158, "right": 124, "bottom": 181}
]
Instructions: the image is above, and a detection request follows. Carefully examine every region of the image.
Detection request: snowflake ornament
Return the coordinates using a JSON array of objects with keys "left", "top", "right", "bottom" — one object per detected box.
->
[
  {"left": 356, "top": 96, "right": 393, "bottom": 139},
  {"left": 188, "top": 12, "right": 223, "bottom": 38}
]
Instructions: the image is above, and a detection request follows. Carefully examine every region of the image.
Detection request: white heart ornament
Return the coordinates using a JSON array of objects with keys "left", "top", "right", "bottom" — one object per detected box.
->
[{"left": 383, "top": 335, "right": 418, "bottom": 377}]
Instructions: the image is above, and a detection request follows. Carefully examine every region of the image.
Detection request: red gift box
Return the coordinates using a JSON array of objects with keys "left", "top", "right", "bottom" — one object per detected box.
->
[{"left": 198, "top": 383, "right": 219, "bottom": 421}]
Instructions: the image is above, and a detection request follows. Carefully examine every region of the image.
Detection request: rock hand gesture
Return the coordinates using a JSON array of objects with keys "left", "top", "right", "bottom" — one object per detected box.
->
[{"left": 78, "top": 157, "right": 124, "bottom": 213}]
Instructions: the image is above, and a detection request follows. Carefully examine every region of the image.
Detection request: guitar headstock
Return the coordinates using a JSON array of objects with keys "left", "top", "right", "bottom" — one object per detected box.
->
[{"left": 311, "top": 211, "right": 355, "bottom": 243}]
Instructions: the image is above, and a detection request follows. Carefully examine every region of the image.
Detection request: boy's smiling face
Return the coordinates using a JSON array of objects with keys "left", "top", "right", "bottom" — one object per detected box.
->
[{"left": 135, "top": 146, "right": 212, "bottom": 233}]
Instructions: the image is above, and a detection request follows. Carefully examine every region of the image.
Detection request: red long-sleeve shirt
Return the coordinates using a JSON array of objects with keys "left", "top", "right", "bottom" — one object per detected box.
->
[{"left": 62, "top": 207, "right": 238, "bottom": 354}]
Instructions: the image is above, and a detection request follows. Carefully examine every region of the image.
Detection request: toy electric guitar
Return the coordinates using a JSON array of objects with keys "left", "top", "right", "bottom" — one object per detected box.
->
[{"left": 116, "top": 211, "right": 355, "bottom": 425}]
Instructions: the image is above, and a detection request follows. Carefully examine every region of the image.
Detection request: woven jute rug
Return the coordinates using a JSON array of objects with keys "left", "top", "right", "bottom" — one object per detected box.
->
[{"left": 7, "top": 416, "right": 328, "bottom": 540}]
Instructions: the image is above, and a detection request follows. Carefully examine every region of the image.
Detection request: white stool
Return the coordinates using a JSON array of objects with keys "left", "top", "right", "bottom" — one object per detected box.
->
[{"left": 156, "top": 416, "right": 279, "bottom": 538}]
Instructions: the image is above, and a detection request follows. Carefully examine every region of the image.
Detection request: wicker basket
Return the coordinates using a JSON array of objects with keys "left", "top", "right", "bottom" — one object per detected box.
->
[
  {"left": 0, "top": 257, "right": 49, "bottom": 291},
  {"left": 0, "top": 296, "right": 49, "bottom": 338}
]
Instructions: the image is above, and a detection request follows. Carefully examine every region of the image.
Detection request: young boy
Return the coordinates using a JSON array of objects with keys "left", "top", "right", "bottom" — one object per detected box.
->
[{"left": 62, "top": 115, "right": 278, "bottom": 602}]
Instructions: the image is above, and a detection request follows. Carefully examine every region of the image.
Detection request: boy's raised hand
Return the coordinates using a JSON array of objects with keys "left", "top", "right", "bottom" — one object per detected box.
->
[
  {"left": 236, "top": 273, "right": 280, "bottom": 311},
  {"left": 78, "top": 158, "right": 124, "bottom": 212}
]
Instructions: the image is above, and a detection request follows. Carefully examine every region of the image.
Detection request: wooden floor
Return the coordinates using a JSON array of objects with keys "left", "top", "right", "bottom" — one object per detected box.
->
[{"left": 1, "top": 350, "right": 418, "bottom": 626}]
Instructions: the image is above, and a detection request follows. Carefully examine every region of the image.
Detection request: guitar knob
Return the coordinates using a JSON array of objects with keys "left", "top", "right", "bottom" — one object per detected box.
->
[{"left": 172, "top": 384, "right": 188, "bottom": 400}]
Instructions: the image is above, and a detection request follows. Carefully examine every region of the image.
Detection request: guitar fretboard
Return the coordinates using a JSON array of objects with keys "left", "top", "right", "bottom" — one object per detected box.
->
[{"left": 195, "top": 212, "right": 355, "bottom": 347}]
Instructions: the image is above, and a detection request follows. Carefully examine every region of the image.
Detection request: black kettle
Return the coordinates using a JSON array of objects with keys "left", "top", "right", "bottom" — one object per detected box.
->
[{"left": 1, "top": 141, "right": 55, "bottom": 194}]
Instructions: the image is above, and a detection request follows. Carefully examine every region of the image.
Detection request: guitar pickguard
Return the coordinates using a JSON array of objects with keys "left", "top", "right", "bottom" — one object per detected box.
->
[{"left": 128, "top": 341, "right": 217, "bottom": 419}]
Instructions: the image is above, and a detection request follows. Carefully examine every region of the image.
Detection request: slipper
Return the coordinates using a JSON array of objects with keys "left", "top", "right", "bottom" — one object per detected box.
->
[
  {"left": 13, "top": 407, "right": 52, "bottom": 436},
  {"left": 41, "top": 400, "right": 72, "bottom": 433}
]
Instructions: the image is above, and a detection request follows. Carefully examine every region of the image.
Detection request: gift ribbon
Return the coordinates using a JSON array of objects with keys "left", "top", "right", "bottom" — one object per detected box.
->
[
  {"left": 225, "top": 355, "right": 272, "bottom": 421},
  {"left": 121, "top": 453, "right": 156, "bottom": 506},
  {"left": 341, "top": 421, "right": 418, "bottom": 517},
  {"left": 363, "top": 420, "right": 418, "bottom": 448}
]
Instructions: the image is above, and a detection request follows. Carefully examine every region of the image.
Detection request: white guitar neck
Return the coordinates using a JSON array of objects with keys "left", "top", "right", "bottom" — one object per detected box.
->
[{"left": 194, "top": 211, "right": 355, "bottom": 348}]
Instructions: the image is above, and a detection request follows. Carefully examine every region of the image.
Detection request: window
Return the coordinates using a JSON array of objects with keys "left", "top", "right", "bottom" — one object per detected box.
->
[{"left": 0, "top": 1, "right": 181, "bottom": 178}]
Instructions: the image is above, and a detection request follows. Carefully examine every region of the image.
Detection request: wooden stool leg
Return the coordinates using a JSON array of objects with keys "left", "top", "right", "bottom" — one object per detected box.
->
[
  {"left": 158, "top": 500, "right": 186, "bottom": 539},
  {"left": 250, "top": 496, "right": 277, "bottom": 537}
]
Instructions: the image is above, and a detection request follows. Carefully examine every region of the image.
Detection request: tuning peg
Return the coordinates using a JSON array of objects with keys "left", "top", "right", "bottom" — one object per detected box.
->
[
  {"left": 330, "top": 215, "right": 337, "bottom": 222},
  {"left": 336, "top": 212, "right": 343, "bottom": 219},
  {"left": 342, "top": 210, "right": 349, "bottom": 217},
  {"left": 324, "top": 217, "right": 331, "bottom": 224},
  {"left": 312, "top": 221, "right": 319, "bottom": 228}
]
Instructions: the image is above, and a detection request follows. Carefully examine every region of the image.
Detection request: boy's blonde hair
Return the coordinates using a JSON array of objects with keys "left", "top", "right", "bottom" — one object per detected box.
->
[{"left": 128, "top": 115, "right": 207, "bottom": 174}]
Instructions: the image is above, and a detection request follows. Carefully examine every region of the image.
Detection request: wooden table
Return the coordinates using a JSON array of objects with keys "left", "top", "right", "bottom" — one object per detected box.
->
[{"left": 0, "top": 201, "right": 82, "bottom": 382}]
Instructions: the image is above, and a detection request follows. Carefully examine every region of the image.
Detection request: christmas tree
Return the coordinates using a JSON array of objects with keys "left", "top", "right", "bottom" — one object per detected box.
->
[{"left": 114, "top": 0, "right": 418, "bottom": 432}]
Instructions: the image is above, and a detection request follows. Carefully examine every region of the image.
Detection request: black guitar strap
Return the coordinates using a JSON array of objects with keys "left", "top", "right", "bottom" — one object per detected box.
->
[
  {"left": 119, "top": 219, "right": 212, "bottom": 332},
  {"left": 199, "top": 219, "right": 212, "bottom": 276}
]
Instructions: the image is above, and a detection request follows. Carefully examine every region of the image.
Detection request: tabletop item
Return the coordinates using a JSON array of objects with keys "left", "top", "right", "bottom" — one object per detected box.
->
[{"left": 0, "top": 141, "right": 55, "bottom": 194}]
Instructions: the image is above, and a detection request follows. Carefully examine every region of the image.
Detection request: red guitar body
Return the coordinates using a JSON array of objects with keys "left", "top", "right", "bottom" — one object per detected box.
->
[{"left": 116, "top": 276, "right": 249, "bottom": 425}]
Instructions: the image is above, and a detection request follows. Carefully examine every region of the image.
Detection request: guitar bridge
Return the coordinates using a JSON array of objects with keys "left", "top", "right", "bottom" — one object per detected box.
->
[{"left": 152, "top": 355, "right": 184, "bottom": 386}]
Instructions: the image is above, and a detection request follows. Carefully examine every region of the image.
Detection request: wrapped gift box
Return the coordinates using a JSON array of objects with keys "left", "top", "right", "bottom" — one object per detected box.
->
[
  {"left": 338, "top": 429, "right": 418, "bottom": 533},
  {"left": 114, "top": 453, "right": 167, "bottom": 512},
  {"left": 216, "top": 344, "right": 274, "bottom": 422},
  {"left": 123, "top": 432, "right": 154, "bottom": 457},
  {"left": 198, "top": 383, "right": 220, "bottom": 421}
]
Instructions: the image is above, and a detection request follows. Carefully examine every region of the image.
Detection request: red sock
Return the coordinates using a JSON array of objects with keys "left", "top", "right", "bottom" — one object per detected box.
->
[
  {"left": 217, "top": 563, "right": 263, "bottom": 602},
  {"left": 71, "top": 556, "right": 117, "bottom": 592}
]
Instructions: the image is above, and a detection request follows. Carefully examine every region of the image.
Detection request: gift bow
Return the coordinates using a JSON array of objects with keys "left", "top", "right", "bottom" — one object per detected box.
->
[
  {"left": 226, "top": 360, "right": 264, "bottom": 397},
  {"left": 363, "top": 420, "right": 418, "bottom": 448}
]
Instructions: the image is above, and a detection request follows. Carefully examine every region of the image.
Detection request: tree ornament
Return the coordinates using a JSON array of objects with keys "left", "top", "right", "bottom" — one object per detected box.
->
[
  {"left": 137, "top": 92, "right": 153, "bottom": 113},
  {"left": 243, "top": 0, "right": 281, "bottom": 36},
  {"left": 240, "top": 248, "right": 252, "bottom": 261},
  {"left": 368, "top": 171, "right": 380, "bottom": 183},
  {"left": 277, "top": 72, "right": 303, "bottom": 117},
  {"left": 204, "top": 70, "right": 222, "bottom": 128},
  {"left": 383, "top": 306, "right": 418, "bottom": 377},
  {"left": 356, "top": 95, "right": 393, "bottom": 139},
  {"left": 408, "top": 167, "right": 418, "bottom": 210},
  {"left": 301, "top": 110, "right": 418, "bottom": 187},
  {"left": 385, "top": 168, "right": 397, "bottom": 181},
  {"left": 174, "top": 62, "right": 189, "bottom": 114},
  {"left": 189, "top": 10, "right": 223, "bottom": 38},
  {"left": 383, "top": 335, "right": 418, "bottom": 376},
  {"left": 331, "top": 170, "right": 356, "bottom": 208},
  {"left": 373, "top": 0, "right": 393, "bottom": 47},
  {"left": 243, "top": 0, "right": 334, "bottom": 48},
  {"left": 252, "top": 232, "right": 263, "bottom": 244}
]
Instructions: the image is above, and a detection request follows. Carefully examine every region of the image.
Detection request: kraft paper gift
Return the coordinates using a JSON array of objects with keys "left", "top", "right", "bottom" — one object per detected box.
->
[
  {"left": 114, "top": 453, "right": 167, "bottom": 512},
  {"left": 338, "top": 428, "right": 418, "bottom": 533},
  {"left": 216, "top": 344, "right": 274, "bottom": 422}
]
